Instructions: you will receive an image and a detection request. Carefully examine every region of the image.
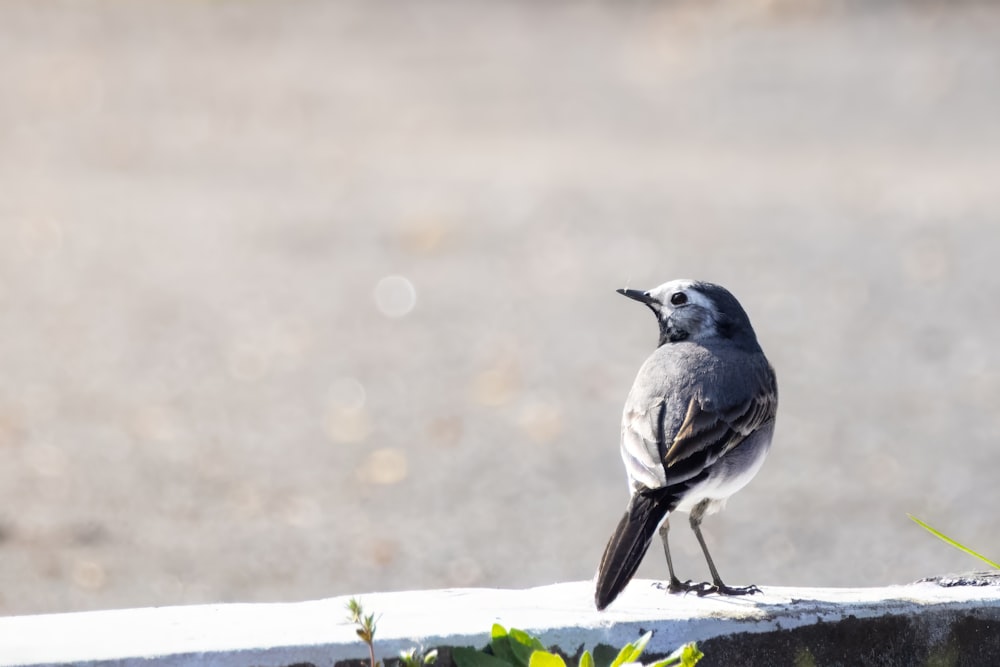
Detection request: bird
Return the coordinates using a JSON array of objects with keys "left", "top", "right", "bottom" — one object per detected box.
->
[{"left": 594, "top": 279, "right": 778, "bottom": 611}]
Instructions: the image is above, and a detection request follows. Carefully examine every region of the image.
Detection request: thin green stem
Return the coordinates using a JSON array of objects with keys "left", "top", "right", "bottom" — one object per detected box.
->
[{"left": 908, "top": 514, "right": 1000, "bottom": 569}]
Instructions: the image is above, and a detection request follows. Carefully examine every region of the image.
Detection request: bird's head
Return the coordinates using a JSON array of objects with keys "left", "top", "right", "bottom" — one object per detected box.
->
[{"left": 617, "top": 279, "right": 759, "bottom": 349}]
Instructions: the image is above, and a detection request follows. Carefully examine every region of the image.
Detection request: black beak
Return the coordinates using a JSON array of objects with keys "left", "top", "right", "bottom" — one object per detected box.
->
[{"left": 617, "top": 288, "right": 656, "bottom": 305}]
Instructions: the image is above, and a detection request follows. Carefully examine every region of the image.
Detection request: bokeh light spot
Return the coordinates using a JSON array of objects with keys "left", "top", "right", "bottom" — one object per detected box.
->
[{"left": 374, "top": 275, "right": 417, "bottom": 318}]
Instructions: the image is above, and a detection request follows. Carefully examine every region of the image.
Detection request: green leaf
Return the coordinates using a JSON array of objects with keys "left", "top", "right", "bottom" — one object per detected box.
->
[
  {"left": 592, "top": 644, "right": 618, "bottom": 667},
  {"left": 645, "top": 659, "right": 676, "bottom": 667},
  {"left": 453, "top": 647, "right": 517, "bottom": 667},
  {"left": 678, "top": 643, "right": 704, "bottom": 667},
  {"left": 508, "top": 628, "right": 545, "bottom": 667},
  {"left": 908, "top": 515, "right": 1000, "bottom": 569},
  {"left": 631, "top": 631, "right": 651, "bottom": 660},
  {"left": 647, "top": 642, "right": 704, "bottom": 667},
  {"left": 510, "top": 628, "right": 546, "bottom": 651},
  {"left": 610, "top": 631, "right": 652, "bottom": 667},
  {"left": 579, "top": 650, "right": 594, "bottom": 667},
  {"left": 347, "top": 598, "right": 363, "bottom": 623},
  {"left": 490, "top": 626, "right": 517, "bottom": 664},
  {"left": 608, "top": 643, "right": 632, "bottom": 667},
  {"left": 508, "top": 637, "right": 536, "bottom": 667},
  {"left": 528, "top": 651, "right": 566, "bottom": 667}
]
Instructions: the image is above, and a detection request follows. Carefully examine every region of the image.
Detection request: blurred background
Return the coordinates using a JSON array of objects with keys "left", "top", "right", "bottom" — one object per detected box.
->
[{"left": 2, "top": 0, "right": 1000, "bottom": 617}]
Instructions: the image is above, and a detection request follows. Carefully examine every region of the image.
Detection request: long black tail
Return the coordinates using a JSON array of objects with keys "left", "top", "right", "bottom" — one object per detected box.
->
[{"left": 594, "top": 490, "right": 676, "bottom": 610}]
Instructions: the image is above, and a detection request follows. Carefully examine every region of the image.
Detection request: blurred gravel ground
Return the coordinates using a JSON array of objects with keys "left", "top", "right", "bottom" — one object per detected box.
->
[{"left": 2, "top": 1, "right": 1000, "bottom": 616}]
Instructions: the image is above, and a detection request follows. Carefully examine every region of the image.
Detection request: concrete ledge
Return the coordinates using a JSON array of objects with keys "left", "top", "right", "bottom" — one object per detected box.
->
[{"left": 2, "top": 578, "right": 999, "bottom": 666}]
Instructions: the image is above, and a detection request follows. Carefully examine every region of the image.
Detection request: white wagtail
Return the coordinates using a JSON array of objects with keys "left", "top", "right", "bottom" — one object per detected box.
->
[{"left": 595, "top": 279, "right": 778, "bottom": 611}]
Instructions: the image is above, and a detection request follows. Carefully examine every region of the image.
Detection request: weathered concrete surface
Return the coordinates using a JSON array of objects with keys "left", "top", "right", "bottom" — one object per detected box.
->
[{"left": 1, "top": 579, "right": 998, "bottom": 666}]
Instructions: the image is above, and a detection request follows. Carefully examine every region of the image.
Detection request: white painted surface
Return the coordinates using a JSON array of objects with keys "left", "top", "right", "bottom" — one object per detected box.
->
[{"left": 1, "top": 580, "right": 998, "bottom": 667}]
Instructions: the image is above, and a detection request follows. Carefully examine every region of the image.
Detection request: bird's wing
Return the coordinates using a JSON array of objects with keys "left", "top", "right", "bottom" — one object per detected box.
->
[
  {"left": 663, "top": 385, "right": 777, "bottom": 469},
  {"left": 621, "top": 399, "right": 674, "bottom": 489}
]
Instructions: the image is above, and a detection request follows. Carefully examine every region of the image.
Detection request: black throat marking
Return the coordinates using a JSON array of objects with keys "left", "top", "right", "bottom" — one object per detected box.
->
[{"left": 658, "top": 321, "right": 689, "bottom": 347}]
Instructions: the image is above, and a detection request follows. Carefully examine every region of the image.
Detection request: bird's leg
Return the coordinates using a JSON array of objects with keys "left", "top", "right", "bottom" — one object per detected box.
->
[
  {"left": 689, "top": 501, "right": 760, "bottom": 597},
  {"left": 658, "top": 519, "right": 684, "bottom": 592},
  {"left": 658, "top": 519, "right": 706, "bottom": 594}
]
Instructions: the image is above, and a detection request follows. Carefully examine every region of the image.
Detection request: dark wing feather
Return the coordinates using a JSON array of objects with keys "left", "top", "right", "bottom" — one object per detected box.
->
[{"left": 664, "top": 387, "right": 777, "bottom": 469}]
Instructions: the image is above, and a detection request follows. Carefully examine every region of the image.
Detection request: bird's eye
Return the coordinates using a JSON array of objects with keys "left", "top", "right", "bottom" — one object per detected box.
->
[{"left": 670, "top": 292, "right": 688, "bottom": 306}]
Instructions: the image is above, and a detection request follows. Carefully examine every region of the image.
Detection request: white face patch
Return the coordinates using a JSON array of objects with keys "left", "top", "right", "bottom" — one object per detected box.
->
[
  {"left": 645, "top": 279, "right": 713, "bottom": 315},
  {"left": 643, "top": 279, "right": 719, "bottom": 340}
]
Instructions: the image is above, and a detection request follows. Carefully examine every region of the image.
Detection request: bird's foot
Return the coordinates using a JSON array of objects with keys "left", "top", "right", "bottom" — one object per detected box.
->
[
  {"left": 710, "top": 582, "right": 761, "bottom": 597},
  {"left": 656, "top": 579, "right": 761, "bottom": 596},
  {"left": 662, "top": 578, "right": 716, "bottom": 595}
]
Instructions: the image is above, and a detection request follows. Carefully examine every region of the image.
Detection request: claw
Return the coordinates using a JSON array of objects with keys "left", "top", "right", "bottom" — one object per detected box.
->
[
  {"left": 715, "top": 583, "right": 761, "bottom": 596},
  {"left": 664, "top": 579, "right": 712, "bottom": 595}
]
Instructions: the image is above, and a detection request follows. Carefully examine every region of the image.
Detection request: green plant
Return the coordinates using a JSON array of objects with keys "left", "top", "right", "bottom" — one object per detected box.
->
[
  {"left": 401, "top": 647, "right": 440, "bottom": 667},
  {"left": 908, "top": 515, "right": 1000, "bottom": 569},
  {"left": 347, "top": 597, "right": 380, "bottom": 667},
  {"left": 451, "top": 624, "right": 702, "bottom": 667}
]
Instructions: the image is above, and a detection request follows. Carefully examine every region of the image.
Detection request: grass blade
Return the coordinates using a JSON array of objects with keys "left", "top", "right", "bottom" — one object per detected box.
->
[{"left": 908, "top": 514, "right": 1000, "bottom": 569}]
